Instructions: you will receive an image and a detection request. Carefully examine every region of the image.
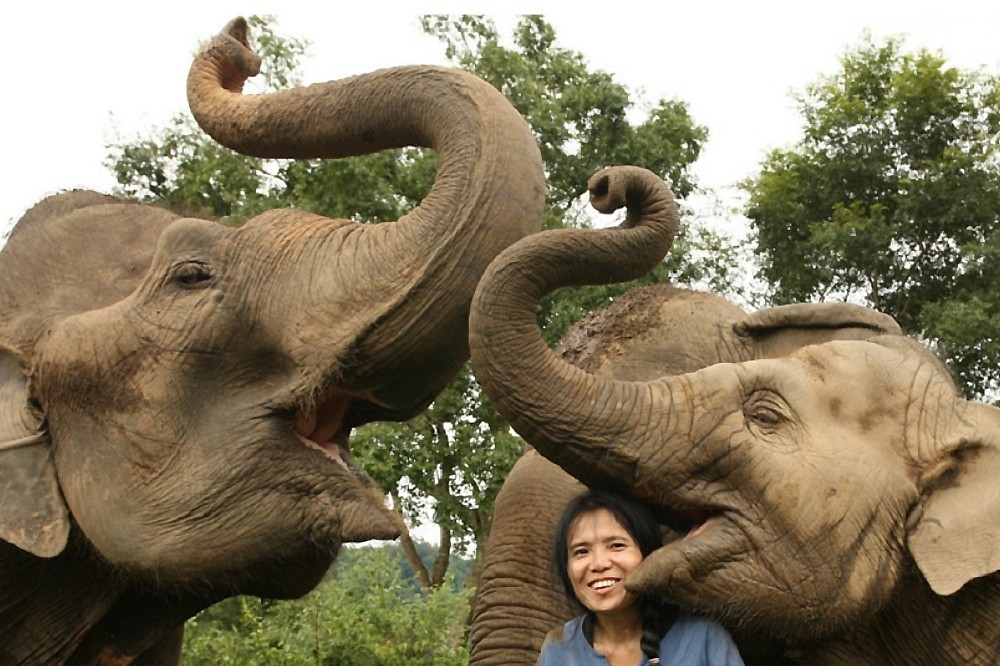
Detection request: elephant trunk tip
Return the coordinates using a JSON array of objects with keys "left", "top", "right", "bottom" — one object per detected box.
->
[
  {"left": 587, "top": 166, "right": 678, "bottom": 234},
  {"left": 192, "top": 16, "right": 262, "bottom": 95}
]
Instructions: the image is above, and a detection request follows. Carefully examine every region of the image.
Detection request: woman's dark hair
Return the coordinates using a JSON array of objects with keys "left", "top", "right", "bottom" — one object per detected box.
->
[{"left": 553, "top": 489, "right": 676, "bottom": 662}]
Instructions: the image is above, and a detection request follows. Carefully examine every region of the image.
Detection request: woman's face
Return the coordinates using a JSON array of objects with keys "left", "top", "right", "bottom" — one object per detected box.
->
[{"left": 566, "top": 508, "right": 644, "bottom": 615}]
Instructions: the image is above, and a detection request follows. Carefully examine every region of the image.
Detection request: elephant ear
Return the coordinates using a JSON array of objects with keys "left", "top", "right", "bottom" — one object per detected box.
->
[
  {"left": 0, "top": 347, "right": 69, "bottom": 557},
  {"left": 908, "top": 401, "right": 1000, "bottom": 596},
  {"left": 733, "top": 302, "right": 902, "bottom": 352},
  {"left": 0, "top": 194, "right": 180, "bottom": 558},
  {"left": 0, "top": 193, "right": 178, "bottom": 349}
]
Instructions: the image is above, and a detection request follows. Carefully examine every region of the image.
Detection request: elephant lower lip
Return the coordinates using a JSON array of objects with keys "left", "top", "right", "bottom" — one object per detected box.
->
[{"left": 296, "top": 432, "right": 351, "bottom": 468}]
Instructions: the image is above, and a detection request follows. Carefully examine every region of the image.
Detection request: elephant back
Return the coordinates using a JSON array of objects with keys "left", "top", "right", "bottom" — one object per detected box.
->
[{"left": 557, "top": 284, "right": 746, "bottom": 379}]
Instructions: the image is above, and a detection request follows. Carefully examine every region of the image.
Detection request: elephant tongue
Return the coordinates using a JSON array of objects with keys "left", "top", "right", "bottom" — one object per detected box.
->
[{"left": 295, "top": 392, "right": 353, "bottom": 469}]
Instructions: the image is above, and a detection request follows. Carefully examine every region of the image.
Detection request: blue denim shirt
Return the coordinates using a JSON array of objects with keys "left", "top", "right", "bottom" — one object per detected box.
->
[{"left": 537, "top": 613, "right": 745, "bottom": 666}]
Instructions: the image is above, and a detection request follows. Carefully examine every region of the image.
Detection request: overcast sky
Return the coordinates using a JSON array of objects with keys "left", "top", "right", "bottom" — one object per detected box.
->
[{"left": 4, "top": 1, "right": 999, "bottom": 235}]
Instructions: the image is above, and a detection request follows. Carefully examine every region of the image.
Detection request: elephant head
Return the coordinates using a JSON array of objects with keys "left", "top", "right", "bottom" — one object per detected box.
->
[
  {"left": 470, "top": 180, "right": 1000, "bottom": 664},
  {"left": 0, "top": 17, "right": 543, "bottom": 662}
]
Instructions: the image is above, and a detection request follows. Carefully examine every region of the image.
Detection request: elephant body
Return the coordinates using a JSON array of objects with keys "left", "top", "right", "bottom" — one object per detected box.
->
[
  {"left": 470, "top": 284, "right": 901, "bottom": 665},
  {"left": 469, "top": 168, "right": 1000, "bottom": 665},
  {"left": 0, "top": 18, "right": 544, "bottom": 663}
]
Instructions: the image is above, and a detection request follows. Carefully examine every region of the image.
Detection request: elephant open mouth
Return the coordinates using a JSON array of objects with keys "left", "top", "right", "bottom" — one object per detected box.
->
[
  {"left": 286, "top": 385, "right": 402, "bottom": 545},
  {"left": 294, "top": 387, "right": 365, "bottom": 475}
]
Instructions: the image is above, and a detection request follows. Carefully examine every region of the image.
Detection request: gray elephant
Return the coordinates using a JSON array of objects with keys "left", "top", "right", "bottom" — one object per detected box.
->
[
  {"left": 468, "top": 284, "right": 901, "bottom": 665},
  {"left": 470, "top": 166, "right": 1000, "bottom": 665},
  {"left": 0, "top": 17, "right": 543, "bottom": 664}
]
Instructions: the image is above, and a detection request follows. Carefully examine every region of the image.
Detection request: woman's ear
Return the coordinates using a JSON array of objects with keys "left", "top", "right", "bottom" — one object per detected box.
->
[
  {"left": 0, "top": 347, "right": 69, "bottom": 557},
  {"left": 908, "top": 402, "right": 1000, "bottom": 595}
]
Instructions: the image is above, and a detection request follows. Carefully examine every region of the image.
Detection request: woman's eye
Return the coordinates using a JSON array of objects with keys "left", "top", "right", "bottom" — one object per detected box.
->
[{"left": 173, "top": 261, "right": 214, "bottom": 289}]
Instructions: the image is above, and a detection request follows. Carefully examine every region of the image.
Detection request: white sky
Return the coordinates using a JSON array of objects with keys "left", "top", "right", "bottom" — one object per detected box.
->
[{"left": 3, "top": 1, "right": 999, "bottom": 235}]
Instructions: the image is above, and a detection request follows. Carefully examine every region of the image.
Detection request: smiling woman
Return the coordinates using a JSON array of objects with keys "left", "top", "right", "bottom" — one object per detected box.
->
[{"left": 539, "top": 490, "right": 744, "bottom": 666}]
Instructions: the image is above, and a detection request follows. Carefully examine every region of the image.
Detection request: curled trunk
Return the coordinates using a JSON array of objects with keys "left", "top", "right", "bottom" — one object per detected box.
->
[
  {"left": 470, "top": 166, "right": 678, "bottom": 487},
  {"left": 188, "top": 18, "right": 545, "bottom": 417}
]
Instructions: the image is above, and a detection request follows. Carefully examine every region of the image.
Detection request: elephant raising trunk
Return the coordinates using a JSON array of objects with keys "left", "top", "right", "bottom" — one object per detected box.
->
[{"left": 0, "top": 16, "right": 544, "bottom": 664}]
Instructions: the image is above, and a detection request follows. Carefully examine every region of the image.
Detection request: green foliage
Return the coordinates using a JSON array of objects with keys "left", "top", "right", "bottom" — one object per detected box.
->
[
  {"left": 181, "top": 546, "right": 472, "bottom": 665},
  {"left": 744, "top": 35, "right": 1000, "bottom": 397},
  {"left": 106, "top": 114, "right": 268, "bottom": 220},
  {"left": 353, "top": 364, "right": 523, "bottom": 558},
  {"left": 278, "top": 149, "right": 435, "bottom": 222},
  {"left": 419, "top": 14, "right": 735, "bottom": 349}
]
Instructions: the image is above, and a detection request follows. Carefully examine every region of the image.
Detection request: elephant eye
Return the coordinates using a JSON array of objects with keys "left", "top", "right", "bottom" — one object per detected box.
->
[
  {"left": 749, "top": 407, "right": 782, "bottom": 427},
  {"left": 172, "top": 261, "right": 214, "bottom": 289},
  {"left": 744, "top": 391, "right": 788, "bottom": 431}
]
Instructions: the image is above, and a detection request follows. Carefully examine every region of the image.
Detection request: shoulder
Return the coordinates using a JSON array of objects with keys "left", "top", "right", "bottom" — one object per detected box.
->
[
  {"left": 538, "top": 616, "right": 590, "bottom": 665},
  {"left": 661, "top": 614, "right": 745, "bottom": 665},
  {"left": 668, "top": 613, "right": 732, "bottom": 638},
  {"left": 541, "top": 615, "right": 586, "bottom": 646}
]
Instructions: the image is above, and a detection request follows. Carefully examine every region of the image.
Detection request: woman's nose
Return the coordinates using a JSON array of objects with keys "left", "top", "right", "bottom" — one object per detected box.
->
[{"left": 589, "top": 547, "right": 612, "bottom": 570}]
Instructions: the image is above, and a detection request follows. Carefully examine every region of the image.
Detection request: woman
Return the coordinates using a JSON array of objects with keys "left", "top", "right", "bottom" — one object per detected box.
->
[{"left": 538, "top": 489, "right": 744, "bottom": 665}]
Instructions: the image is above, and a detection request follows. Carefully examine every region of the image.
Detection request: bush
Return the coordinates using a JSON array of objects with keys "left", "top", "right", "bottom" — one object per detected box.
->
[{"left": 182, "top": 547, "right": 472, "bottom": 665}]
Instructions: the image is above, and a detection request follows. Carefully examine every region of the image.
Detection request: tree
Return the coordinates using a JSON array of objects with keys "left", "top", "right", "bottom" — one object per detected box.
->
[
  {"left": 420, "top": 15, "right": 706, "bottom": 223},
  {"left": 744, "top": 36, "right": 1000, "bottom": 398},
  {"left": 352, "top": 363, "right": 521, "bottom": 588},
  {"left": 106, "top": 14, "right": 738, "bottom": 591}
]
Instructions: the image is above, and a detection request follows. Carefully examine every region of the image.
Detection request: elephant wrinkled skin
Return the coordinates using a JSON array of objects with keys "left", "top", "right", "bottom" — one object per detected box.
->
[
  {"left": 470, "top": 168, "right": 1000, "bottom": 665},
  {"left": 0, "top": 17, "right": 544, "bottom": 664}
]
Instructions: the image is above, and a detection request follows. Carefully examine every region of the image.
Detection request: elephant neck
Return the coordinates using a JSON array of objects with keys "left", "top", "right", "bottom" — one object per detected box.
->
[{"left": 0, "top": 530, "right": 212, "bottom": 663}]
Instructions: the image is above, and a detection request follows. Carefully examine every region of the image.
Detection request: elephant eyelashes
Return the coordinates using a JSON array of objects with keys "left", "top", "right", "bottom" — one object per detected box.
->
[
  {"left": 744, "top": 392, "right": 788, "bottom": 431},
  {"left": 172, "top": 261, "right": 214, "bottom": 289}
]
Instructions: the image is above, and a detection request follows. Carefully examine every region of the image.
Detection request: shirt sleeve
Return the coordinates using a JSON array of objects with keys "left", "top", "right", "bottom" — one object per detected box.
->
[
  {"left": 661, "top": 614, "right": 746, "bottom": 665},
  {"left": 536, "top": 637, "right": 560, "bottom": 666},
  {"left": 702, "top": 619, "right": 746, "bottom": 666}
]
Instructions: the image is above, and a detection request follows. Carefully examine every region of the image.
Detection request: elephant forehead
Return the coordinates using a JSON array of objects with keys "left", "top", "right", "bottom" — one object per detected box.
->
[{"left": 773, "top": 341, "right": 919, "bottom": 401}]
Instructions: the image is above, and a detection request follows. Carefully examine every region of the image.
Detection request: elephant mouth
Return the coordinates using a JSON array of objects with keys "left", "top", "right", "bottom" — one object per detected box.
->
[
  {"left": 293, "top": 387, "right": 365, "bottom": 475},
  {"left": 279, "top": 386, "right": 401, "bottom": 545},
  {"left": 632, "top": 491, "right": 723, "bottom": 544}
]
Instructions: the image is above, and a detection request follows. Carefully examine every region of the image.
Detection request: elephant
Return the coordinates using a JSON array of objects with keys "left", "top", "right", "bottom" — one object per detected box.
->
[
  {"left": 0, "top": 16, "right": 544, "bottom": 664},
  {"left": 468, "top": 284, "right": 902, "bottom": 665},
  {"left": 469, "top": 166, "right": 1000, "bottom": 665}
]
